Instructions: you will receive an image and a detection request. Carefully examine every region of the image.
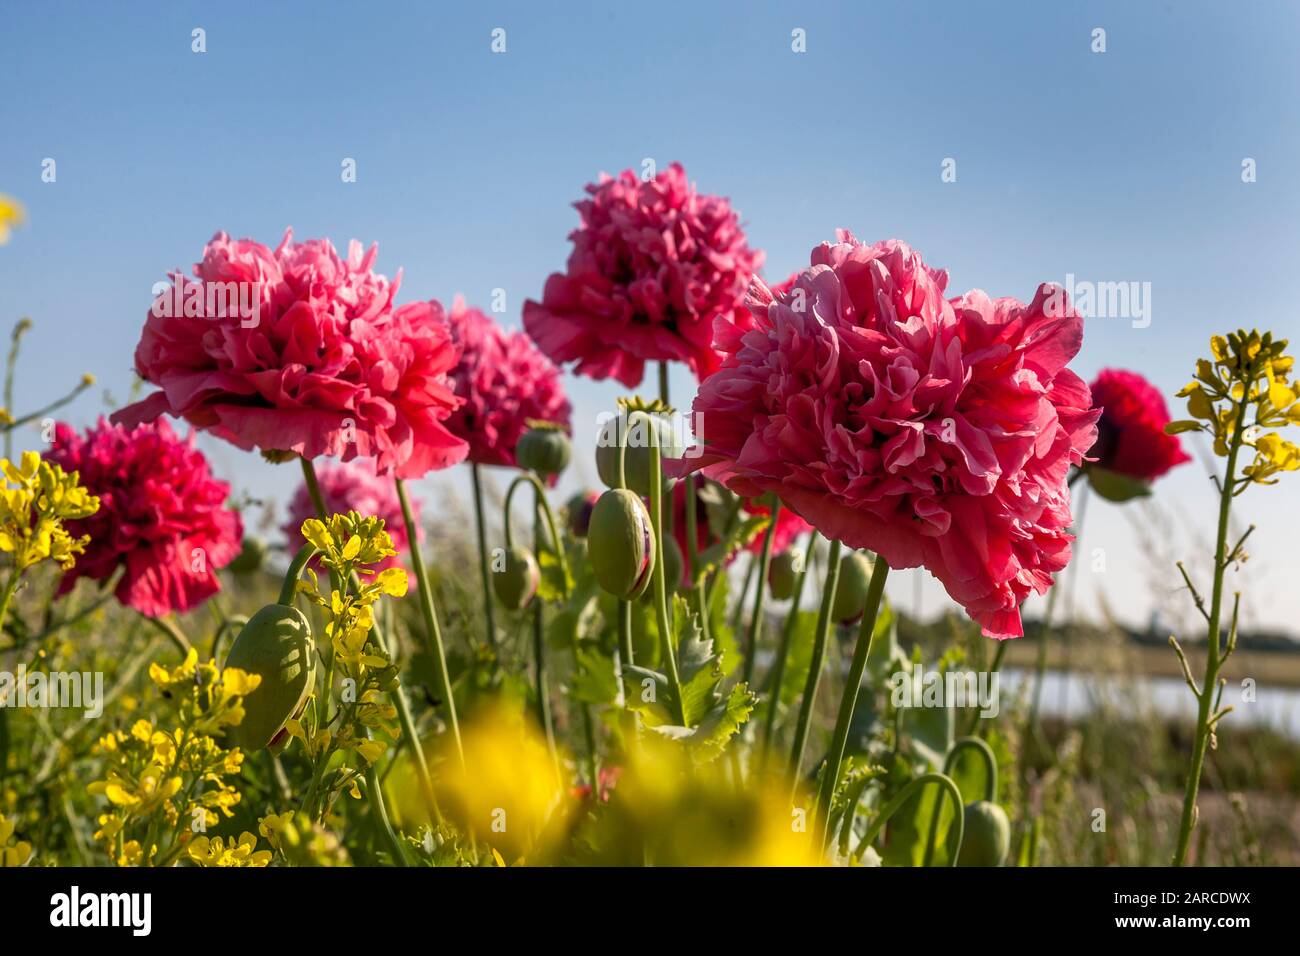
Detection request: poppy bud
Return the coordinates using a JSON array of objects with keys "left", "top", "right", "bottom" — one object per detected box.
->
[
  {"left": 223, "top": 604, "right": 316, "bottom": 751},
  {"left": 515, "top": 423, "right": 571, "bottom": 477},
  {"left": 494, "top": 545, "right": 540, "bottom": 610},
  {"left": 227, "top": 536, "right": 267, "bottom": 575},
  {"left": 566, "top": 490, "right": 599, "bottom": 538},
  {"left": 956, "top": 801, "right": 1010, "bottom": 867},
  {"left": 768, "top": 549, "right": 799, "bottom": 601},
  {"left": 831, "top": 551, "right": 875, "bottom": 624},
  {"left": 595, "top": 413, "right": 681, "bottom": 497},
  {"left": 588, "top": 489, "right": 656, "bottom": 600}
]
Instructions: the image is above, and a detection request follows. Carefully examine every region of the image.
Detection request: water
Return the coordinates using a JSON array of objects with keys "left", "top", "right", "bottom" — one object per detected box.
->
[{"left": 998, "top": 667, "right": 1300, "bottom": 739}]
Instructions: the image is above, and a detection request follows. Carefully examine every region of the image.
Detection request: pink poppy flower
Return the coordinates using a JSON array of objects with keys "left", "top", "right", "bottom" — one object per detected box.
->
[
  {"left": 44, "top": 418, "right": 243, "bottom": 617},
  {"left": 1088, "top": 368, "right": 1191, "bottom": 481},
  {"left": 674, "top": 231, "right": 1098, "bottom": 638},
  {"left": 282, "top": 460, "right": 420, "bottom": 578},
  {"left": 113, "top": 230, "right": 467, "bottom": 478},
  {"left": 442, "top": 297, "right": 571, "bottom": 468},
  {"left": 523, "top": 163, "right": 764, "bottom": 387}
]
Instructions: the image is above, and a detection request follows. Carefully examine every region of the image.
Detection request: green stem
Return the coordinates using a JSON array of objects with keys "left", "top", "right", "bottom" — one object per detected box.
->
[
  {"left": 470, "top": 462, "right": 499, "bottom": 649},
  {"left": 761, "top": 531, "right": 819, "bottom": 771},
  {"left": 278, "top": 543, "right": 319, "bottom": 605},
  {"left": 394, "top": 477, "right": 466, "bottom": 772},
  {"left": 743, "top": 498, "right": 781, "bottom": 687},
  {"left": 814, "top": 557, "right": 889, "bottom": 850},
  {"left": 0, "top": 568, "right": 21, "bottom": 638},
  {"left": 684, "top": 474, "right": 710, "bottom": 643},
  {"left": 639, "top": 410, "right": 684, "bottom": 725},
  {"left": 788, "top": 538, "right": 843, "bottom": 790},
  {"left": 1172, "top": 397, "right": 1248, "bottom": 866},
  {"left": 852, "top": 772, "right": 964, "bottom": 866}
]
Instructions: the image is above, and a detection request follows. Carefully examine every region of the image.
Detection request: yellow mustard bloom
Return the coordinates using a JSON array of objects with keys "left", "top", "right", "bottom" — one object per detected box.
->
[
  {"left": 0, "top": 194, "right": 25, "bottom": 245},
  {"left": 186, "top": 832, "right": 271, "bottom": 867},
  {"left": 0, "top": 452, "right": 99, "bottom": 571}
]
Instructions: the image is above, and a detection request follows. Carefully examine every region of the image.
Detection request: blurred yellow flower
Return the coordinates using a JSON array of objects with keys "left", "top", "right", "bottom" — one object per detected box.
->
[
  {"left": 580, "top": 740, "right": 821, "bottom": 867},
  {"left": 409, "top": 705, "right": 568, "bottom": 863},
  {"left": 0, "top": 194, "right": 25, "bottom": 245},
  {"left": 0, "top": 815, "right": 31, "bottom": 866}
]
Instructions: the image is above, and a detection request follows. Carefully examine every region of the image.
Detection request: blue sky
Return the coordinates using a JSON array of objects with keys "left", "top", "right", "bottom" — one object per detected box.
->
[{"left": 2, "top": 1, "right": 1298, "bottom": 634}]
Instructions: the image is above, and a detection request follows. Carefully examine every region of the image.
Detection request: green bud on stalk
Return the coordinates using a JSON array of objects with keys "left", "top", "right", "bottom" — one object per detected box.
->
[
  {"left": 226, "top": 536, "right": 268, "bottom": 574},
  {"left": 956, "top": 801, "right": 1011, "bottom": 867},
  {"left": 223, "top": 603, "right": 316, "bottom": 751},
  {"left": 515, "top": 422, "right": 571, "bottom": 477},
  {"left": 588, "top": 489, "right": 656, "bottom": 600},
  {"left": 494, "top": 544, "right": 540, "bottom": 610},
  {"left": 831, "top": 551, "right": 875, "bottom": 624},
  {"left": 768, "top": 549, "right": 799, "bottom": 601},
  {"left": 595, "top": 411, "right": 682, "bottom": 497}
]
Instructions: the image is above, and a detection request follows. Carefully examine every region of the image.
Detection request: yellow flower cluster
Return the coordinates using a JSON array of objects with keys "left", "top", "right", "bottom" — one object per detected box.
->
[
  {"left": 288, "top": 513, "right": 408, "bottom": 819},
  {"left": 187, "top": 832, "right": 271, "bottom": 868},
  {"left": 1170, "top": 330, "right": 1300, "bottom": 485},
  {"left": 0, "top": 815, "right": 31, "bottom": 866},
  {"left": 0, "top": 451, "right": 99, "bottom": 572},
  {"left": 88, "top": 650, "right": 261, "bottom": 867},
  {"left": 300, "top": 512, "right": 401, "bottom": 580}
]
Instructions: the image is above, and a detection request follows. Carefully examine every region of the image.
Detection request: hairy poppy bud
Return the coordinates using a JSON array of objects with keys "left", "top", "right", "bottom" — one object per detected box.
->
[
  {"left": 956, "top": 801, "right": 1010, "bottom": 867},
  {"left": 515, "top": 423, "right": 571, "bottom": 477},
  {"left": 595, "top": 413, "right": 681, "bottom": 497},
  {"left": 223, "top": 604, "right": 315, "bottom": 751},
  {"left": 831, "top": 551, "right": 874, "bottom": 624},
  {"left": 588, "top": 489, "right": 655, "bottom": 600},
  {"left": 768, "top": 549, "right": 799, "bottom": 600},
  {"left": 566, "top": 490, "right": 599, "bottom": 538},
  {"left": 227, "top": 536, "right": 267, "bottom": 575},
  {"left": 494, "top": 545, "right": 540, "bottom": 610}
]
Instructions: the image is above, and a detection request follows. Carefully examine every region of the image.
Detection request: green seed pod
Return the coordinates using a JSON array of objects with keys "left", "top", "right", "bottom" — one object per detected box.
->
[
  {"left": 223, "top": 604, "right": 316, "bottom": 752},
  {"left": 768, "top": 549, "right": 799, "bottom": 601},
  {"left": 956, "top": 800, "right": 1010, "bottom": 867},
  {"left": 831, "top": 551, "right": 875, "bottom": 624},
  {"left": 595, "top": 413, "right": 682, "bottom": 497},
  {"left": 588, "top": 489, "right": 656, "bottom": 600},
  {"left": 494, "top": 545, "right": 540, "bottom": 610},
  {"left": 515, "top": 423, "right": 571, "bottom": 477},
  {"left": 226, "top": 536, "right": 267, "bottom": 575}
]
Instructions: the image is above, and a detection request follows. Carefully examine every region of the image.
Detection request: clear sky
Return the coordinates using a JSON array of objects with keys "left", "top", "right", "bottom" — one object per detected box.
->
[{"left": 2, "top": 1, "right": 1298, "bottom": 635}]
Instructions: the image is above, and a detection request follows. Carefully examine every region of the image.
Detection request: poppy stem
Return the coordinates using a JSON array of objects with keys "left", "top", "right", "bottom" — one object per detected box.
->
[
  {"left": 787, "top": 538, "right": 842, "bottom": 790},
  {"left": 814, "top": 556, "right": 889, "bottom": 852},
  {"left": 470, "top": 463, "right": 499, "bottom": 649},
  {"left": 393, "top": 476, "right": 466, "bottom": 773},
  {"left": 743, "top": 497, "right": 780, "bottom": 689},
  {"left": 761, "top": 530, "right": 818, "bottom": 773},
  {"left": 639, "top": 409, "right": 685, "bottom": 725}
]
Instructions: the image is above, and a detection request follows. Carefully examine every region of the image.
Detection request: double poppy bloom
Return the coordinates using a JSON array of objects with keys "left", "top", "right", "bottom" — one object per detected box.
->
[
  {"left": 675, "top": 231, "right": 1099, "bottom": 638},
  {"left": 113, "top": 229, "right": 467, "bottom": 478},
  {"left": 524, "top": 163, "right": 763, "bottom": 387}
]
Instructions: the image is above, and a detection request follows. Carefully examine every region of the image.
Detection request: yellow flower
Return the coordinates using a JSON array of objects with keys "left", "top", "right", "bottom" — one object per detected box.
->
[
  {"left": 0, "top": 194, "right": 25, "bottom": 245},
  {"left": 407, "top": 705, "right": 570, "bottom": 863},
  {"left": 186, "top": 832, "right": 271, "bottom": 867},
  {"left": 0, "top": 815, "right": 32, "bottom": 866},
  {"left": 0, "top": 453, "right": 98, "bottom": 571}
]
